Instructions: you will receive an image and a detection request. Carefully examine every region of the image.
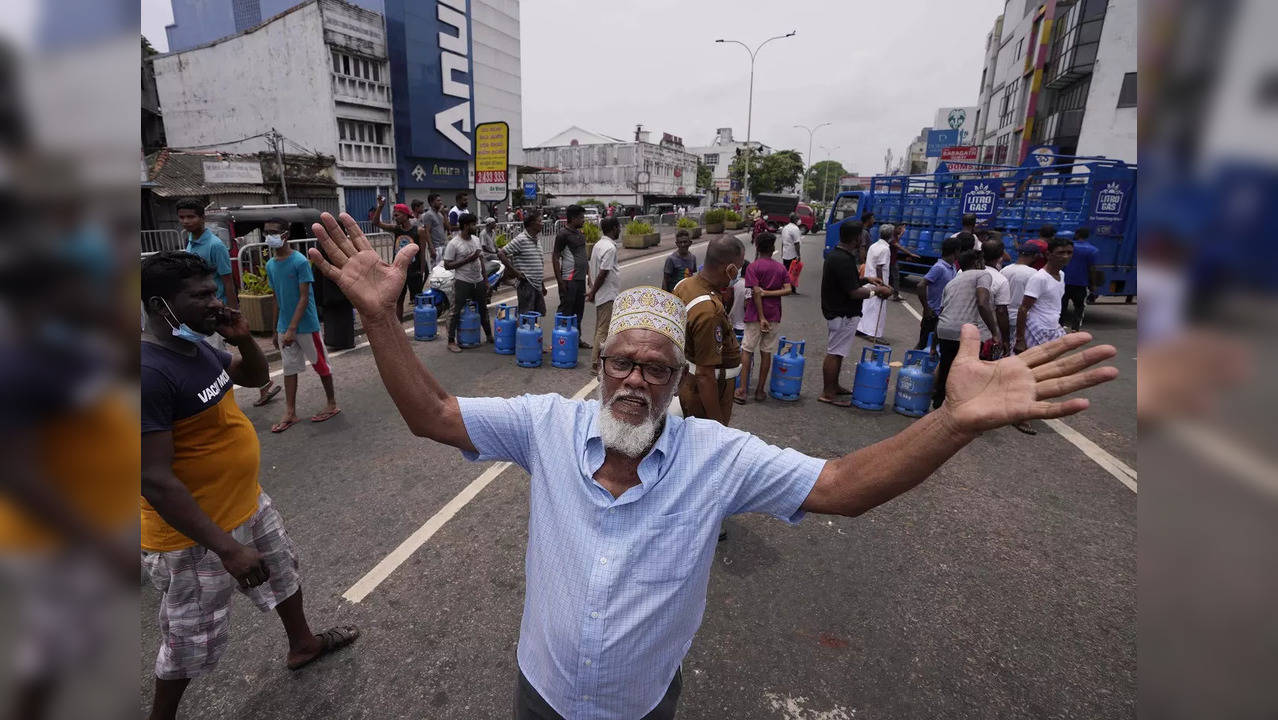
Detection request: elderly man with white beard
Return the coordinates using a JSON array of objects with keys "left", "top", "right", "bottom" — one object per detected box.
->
[{"left": 305, "top": 213, "right": 1120, "bottom": 720}]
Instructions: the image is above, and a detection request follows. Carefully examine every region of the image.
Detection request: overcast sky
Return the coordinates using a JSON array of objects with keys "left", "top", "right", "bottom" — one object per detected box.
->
[{"left": 142, "top": 0, "right": 1005, "bottom": 175}]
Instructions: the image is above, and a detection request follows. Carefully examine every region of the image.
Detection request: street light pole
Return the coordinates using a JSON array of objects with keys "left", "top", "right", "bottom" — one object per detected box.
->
[
  {"left": 819, "top": 144, "right": 840, "bottom": 203},
  {"left": 716, "top": 31, "right": 796, "bottom": 209},
  {"left": 794, "top": 122, "right": 830, "bottom": 202}
]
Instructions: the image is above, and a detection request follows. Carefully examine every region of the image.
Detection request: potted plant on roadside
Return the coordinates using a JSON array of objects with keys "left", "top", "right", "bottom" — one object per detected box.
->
[
  {"left": 675, "top": 216, "right": 702, "bottom": 239},
  {"left": 583, "top": 221, "right": 602, "bottom": 258},
  {"left": 723, "top": 209, "right": 743, "bottom": 230},
  {"left": 238, "top": 268, "right": 276, "bottom": 334},
  {"left": 703, "top": 209, "right": 725, "bottom": 234},
  {"left": 622, "top": 219, "right": 658, "bottom": 249}
]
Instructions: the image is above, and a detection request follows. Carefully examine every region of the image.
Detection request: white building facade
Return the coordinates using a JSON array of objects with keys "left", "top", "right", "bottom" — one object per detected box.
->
[
  {"left": 524, "top": 126, "right": 701, "bottom": 209},
  {"left": 152, "top": 0, "right": 396, "bottom": 214},
  {"left": 686, "top": 127, "right": 771, "bottom": 205}
]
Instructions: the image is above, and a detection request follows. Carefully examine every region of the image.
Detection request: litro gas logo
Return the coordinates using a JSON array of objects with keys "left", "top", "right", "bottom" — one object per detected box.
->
[{"left": 1094, "top": 182, "right": 1125, "bottom": 217}]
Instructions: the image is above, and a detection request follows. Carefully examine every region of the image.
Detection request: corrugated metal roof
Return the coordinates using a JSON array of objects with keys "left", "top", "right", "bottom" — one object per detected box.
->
[{"left": 145, "top": 149, "right": 270, "bottom": 198}]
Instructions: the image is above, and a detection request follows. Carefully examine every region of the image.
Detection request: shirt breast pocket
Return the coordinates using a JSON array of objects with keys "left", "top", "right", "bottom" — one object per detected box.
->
[{"left": 630, "top": 508, "right": 707, "bottom": 587}]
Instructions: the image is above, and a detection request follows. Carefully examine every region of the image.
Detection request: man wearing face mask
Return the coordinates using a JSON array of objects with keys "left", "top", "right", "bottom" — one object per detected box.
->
[
  {"left": 304, "top": 212, "right": 1117, "bottom": 720},
  {"left": 140, "top": 251, "right": 358, "bottom": 720},
  {"left": 672, "top": 236, "right": 744, "bottom": 427}
]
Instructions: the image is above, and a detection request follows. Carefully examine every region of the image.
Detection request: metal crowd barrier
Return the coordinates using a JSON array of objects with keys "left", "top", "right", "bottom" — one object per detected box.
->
[
  {"left": 141, "top": 229, "right": 183, "bottom": 254},
  {"left": 236, "top": 232, "right": 394, "bottom": 284},
  {"left": 658, "top": 213, "right": 678, "bottom": 227}
]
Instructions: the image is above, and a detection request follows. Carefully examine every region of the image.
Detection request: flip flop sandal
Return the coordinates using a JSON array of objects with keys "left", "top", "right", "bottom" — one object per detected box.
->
[
  {"left": 310, "top": 408, "right": 342, "bottom": 423},
  {"left": 271, "top": 418, "right": 299, "bottom": 433},
  {"left": 287, "top": 625, "right": 360, "bottom": 671},
  {"left": 817, "top": 396, "right": 853, "bottom": 408},
  {"left": 1014, "top": 423, "right": 1038, "bottom": 435},
  {"left": 733, "top": 395, "right": 746, "bottom": 405},
  {"left": 253, "top": 385, "right": 282, "bottom": 407},
  {"left": 836, "top": 388, "right": 854, "bottom": 396}
]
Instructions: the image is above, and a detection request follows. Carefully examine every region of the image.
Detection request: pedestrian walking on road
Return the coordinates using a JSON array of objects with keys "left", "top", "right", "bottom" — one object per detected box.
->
[
  {"left": 662, "top": 231, "right": 698, "bottom": 292},
  {"left": 444, "top": 213, "right": 495, "bottom": 352},
  {"left": 820, "top": 221, "right": 889, "bottom": 406},
  {"left": 303, "top": 211, "right": 1116, "bottom": 720},
  {"left": 1061, "top": 227, "right": 1098, "bottom": 331},
  {"left": 552, "top": 204, "right": 592, "bottom": 349},
  {"left": 499, "top": 215, "right": 548, "bottom": 319},
  {"left": 141, "top": 252, "right": 357, "bottom": 720},
  {"left": 177, "top": 197, "right": 281, "bottom": 406},
  {"left": 915, "top": 236, "right": 962, "bottom": 350},
  {"left": 779, "top": 213, "right": 803, "bottom": 292},
  {"left": 265, "top": 220, "right": 341, "bottom": 432},
  {"left": 1015, "top": 236, "right": 1074, "bottom": 354},
  {"left": 933, "top": 249, "right": 1000, "bottom": 410},
  {"left": 857, "top": 224, "right": 894, "bottom": 343},
  {"left": 587, "top": 217, "right": 622, "bottom": 373},
  {"left": 1002, "top": 239, "right": 1047, "bottom": 347},
  {"left": 735, "top": 232, "right": 791, "bottom": 405}
]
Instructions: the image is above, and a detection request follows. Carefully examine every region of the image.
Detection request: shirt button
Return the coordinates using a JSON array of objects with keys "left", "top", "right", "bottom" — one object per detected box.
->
[
  {"left": 590, "top": 611, "right": 599, "bottom": 619},
  {"left": 584, "top": 659, "right": 592, "bottom": 666},
  {"left": 582, "top": 695, "right": 591, "bottom": 701},
  {"left": 608, "top": 508, "right": 616, "bottom": 514},
  {"left": 599, "top": 557, "right": 607, "bottom": 565}
]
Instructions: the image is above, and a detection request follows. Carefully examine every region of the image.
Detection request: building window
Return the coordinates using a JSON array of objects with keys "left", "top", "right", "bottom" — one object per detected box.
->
[
  {"left": 332, "top": 51, "right": 341, "bottom": 73},
  {"left": 342, "top": 55, "right": 350, "bottom": 75},
  {"left": 1015, "top": 38, "right": 1024, "bottom": 60},
  {"left": 704, "top": 153, "right": 718, "bottom": 166},
  {"left": 1117, "top": 72, "right": 1137, "bottom": 108}
]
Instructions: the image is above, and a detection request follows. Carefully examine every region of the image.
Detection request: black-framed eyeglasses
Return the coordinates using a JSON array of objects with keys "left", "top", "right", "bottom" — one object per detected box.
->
[{"left": 599, "top": 355, "right": 679, "bottom": 385}]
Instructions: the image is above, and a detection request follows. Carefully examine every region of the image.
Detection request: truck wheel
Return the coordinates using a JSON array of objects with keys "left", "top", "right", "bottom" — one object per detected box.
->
[{"left": 1125, "top": 295, "right": 1133, "bottom": 304}]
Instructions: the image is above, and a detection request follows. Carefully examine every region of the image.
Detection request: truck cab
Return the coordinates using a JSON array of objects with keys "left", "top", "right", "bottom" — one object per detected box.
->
[{"left": 822, "top": 191, "right": 868, "bottom": 257}]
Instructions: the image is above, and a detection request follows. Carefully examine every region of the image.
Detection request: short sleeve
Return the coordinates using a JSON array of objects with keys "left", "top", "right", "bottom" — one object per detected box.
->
[
  {"left": 924, "top": 263, "right": 944, "bottom": 284},
  {"left": 743, "top": 263, "right": 760, "bottom": 288},
  {"left": 1023, "top": 273, "right": 1045, "bottom": 300},
  {"left": 140, "top": 366, "right": 175, "bottom": 433},
  {"left": 449, "top": 209, "right": 460, "bottom": 225},
  {"left": 722, "top": 433, "right": 825, "bottom": 523},
  {"left": 210, "top": 241, "right": 232, "bottom": 276},
  {"left": 686, "top": 312, "right": 722, "bottom": 367},
  {"left": 992, "top": 273, "right": 1011, "bottom": 305},
  {"left": 456, "top": 394, "right": 552, "bottom": 471},
  {"left": 442, "top": 239, "right": 460, "bottom": 263},
  {"left": 975, "top": 270, "right": 993, "bottom": 292},
  {"left": 602, "top": 244, "right": 618, "bottom": 270},
  {"left": 296, "top": 255, "right": 314, "bottom": 284}
]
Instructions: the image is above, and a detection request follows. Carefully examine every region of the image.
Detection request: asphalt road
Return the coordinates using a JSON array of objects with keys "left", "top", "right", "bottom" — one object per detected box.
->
[{"left": 140, "top": 232, "right": 1136, "bottom": 719}]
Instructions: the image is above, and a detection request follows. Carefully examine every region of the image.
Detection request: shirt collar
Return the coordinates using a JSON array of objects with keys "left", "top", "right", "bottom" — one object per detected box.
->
[
  {"left": 582, "top": 399, "right": 677, "bottom": 502},
  {"left": 188, "top": 228, "right": 211, "bottom": 244}
]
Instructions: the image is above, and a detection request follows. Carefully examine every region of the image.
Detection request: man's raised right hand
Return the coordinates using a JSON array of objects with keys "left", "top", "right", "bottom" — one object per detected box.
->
[{"left": 308, "top": 212, "right": 418, "bottom": 320}]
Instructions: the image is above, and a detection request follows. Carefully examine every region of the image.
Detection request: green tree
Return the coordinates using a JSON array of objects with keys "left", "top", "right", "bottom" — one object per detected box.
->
[
  {"left": 142, "top": 35, "right": 158, "bottom": 57},
  {"left": 695, "top": 161, "right": 713, "bottom": 192},
  {"left": 805, "top": 160, "right": 849, "bottom": 202},
  {"left": 728, "top": 149, "right": 804, "bottom": 196}
]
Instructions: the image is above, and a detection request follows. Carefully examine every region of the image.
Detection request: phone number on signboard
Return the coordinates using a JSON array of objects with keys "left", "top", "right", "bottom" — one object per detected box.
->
[{"left": 476, "top": 171, "right": 507, "bottom": 183}]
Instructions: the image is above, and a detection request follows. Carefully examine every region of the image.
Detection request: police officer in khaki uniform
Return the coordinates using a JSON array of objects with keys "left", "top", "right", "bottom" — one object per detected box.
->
[{"left": 673, "top": 236, "right": 745, "bottom": 427}]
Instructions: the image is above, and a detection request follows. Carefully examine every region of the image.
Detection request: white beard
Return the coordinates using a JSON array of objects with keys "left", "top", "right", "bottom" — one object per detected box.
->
[{"left": 597, "top": 388, "right": 664, "bottom": 457}]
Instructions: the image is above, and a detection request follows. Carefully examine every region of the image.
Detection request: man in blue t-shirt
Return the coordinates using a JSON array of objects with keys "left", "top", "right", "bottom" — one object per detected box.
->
[
  {"left": 1061, "top": 226, "right": 1099, "bottom": 331},
  {"left": 914, "top": 235, "right": 964, "bottom": 349},
  {"left": 263, "top": 219, "right": 340, "bottom": 433}
]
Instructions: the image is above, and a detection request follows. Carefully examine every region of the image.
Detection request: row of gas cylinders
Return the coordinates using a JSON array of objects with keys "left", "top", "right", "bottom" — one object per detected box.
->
[
  {"left": 736, "top": 331, "right": 939, "bottom": 417},
  {"left": 413, "top": 292, "right": 582, "bottom": 369}
]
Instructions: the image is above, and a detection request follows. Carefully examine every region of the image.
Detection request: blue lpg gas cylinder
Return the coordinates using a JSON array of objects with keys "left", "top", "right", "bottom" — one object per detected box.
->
[
  {"left": 851, "top": 345, "right": 893, "bottom": 410},
  {"left": 457, "top": 301, "right": 481, "bottom": 348},
  {"left": 893, "top": 349, "right": 939, "bottom": 417},
  {"left": 493, "top": 304, "right": 517, "bottom": 355},
  {"left": 551, "top": 313, "right": 580, "bottom": 369},
  {"left": 516, "top": 312, "right": 543, "bottom": 368},
  {"left": 768, "top": 337, "right": 806, "bottom": 401},
  {"left": 413, "top": 291, "right": 439, "bottom": 341}
]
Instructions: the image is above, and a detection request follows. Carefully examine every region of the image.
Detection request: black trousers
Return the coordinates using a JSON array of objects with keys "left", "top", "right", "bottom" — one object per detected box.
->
[
  {"left": 1062, "top": 284, "right": 1089, "bottom": 330},
  {"left": 448, "top": 279, "right": 493, "bottom": 342},
  {"left": 516, "top": 279, "right": 547, "bottom": 318},
  {"left": 916, "top": 313, "right": 939, "bottom": 350},
  {"left": 513, "top": 668, "right": 682, "bottom": 720},
  {"left": 557, "top": 278, "right": 586, "bottom": 323},
  {"left": 932, "top": 338, "right": 962, "bottom": 409}
]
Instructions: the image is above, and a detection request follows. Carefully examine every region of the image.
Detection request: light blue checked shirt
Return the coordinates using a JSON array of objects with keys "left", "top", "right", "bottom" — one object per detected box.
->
[{"left": 458, "top": 393, "right": 826, "bottom": 719}]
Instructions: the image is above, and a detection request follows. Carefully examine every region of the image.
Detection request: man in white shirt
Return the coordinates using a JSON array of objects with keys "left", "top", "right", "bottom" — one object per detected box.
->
[
  {"left": 1016, "top": 237, "right": 1074, "bottom": 354},
  {"left": 1001, "top": 239, "right": 1046, "bottom": 347},
  {"left": 779, "top": 213, "right": 803, "bottom": 292},
  {"left": 857, "top": 224, "right": 894, "bottom": 342},
  {"left": 980, "top": 238, "right": 1012, "bottom": 358},
  {"left": 949, "top": 214, "right": 981, "bottom": 252},
  {"left": 442, "top": 213, "right": 494, "bottom": 352},
  {"left": 586, "top": 217, "right": 622, "bottom": 373}
]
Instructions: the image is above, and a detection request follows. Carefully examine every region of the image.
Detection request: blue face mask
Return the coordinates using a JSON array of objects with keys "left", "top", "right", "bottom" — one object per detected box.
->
[{"left": 156, "top": 297, "right": 208, "bottom": 344}]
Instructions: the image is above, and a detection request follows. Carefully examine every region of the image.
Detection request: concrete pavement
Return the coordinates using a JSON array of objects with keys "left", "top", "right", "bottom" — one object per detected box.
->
[{"left": 141, "top": 232, "right": 1135, "bottom": 719}]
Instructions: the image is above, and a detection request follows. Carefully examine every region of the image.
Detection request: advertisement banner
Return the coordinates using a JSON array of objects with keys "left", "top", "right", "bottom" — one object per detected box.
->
[
  {"left": 402, "top": 158, "right": 469, "bottom": 189},
  {"left": 1086, "top": 167, "right": 1134, "bottom": 233},
  {"left": 203, "top": 160, "right": 263, "bottom": 184},
  {"left": 940, "top": 146, "right": 980, "bottom": 173},
  {"left": 474, "top": 121, "right": 509, "bottom": 202},
  {"left": 960, "top": 180, "right": 999, "bottom": 221},
  {"left": 926, "top": 129, "right": 961, "bottom": 157}
]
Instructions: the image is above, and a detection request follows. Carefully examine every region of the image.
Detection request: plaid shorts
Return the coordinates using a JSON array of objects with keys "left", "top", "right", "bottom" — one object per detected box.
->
[
  {"left": 1025, "top": 320, "right": 1066, "bottom": 349},
  {"left": 142, "top": 492, "right": 301, "bottom": 680}
]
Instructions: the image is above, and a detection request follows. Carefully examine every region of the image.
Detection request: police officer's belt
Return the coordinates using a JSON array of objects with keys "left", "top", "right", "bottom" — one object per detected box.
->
[{"left": 686, "top": 363, "right": 741, "bottom": 381}]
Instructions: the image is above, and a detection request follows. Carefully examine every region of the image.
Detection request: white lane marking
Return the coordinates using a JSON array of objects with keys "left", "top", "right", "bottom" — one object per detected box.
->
[
  {"left": 342, "top": 377, "right": 600, "bottom": 603},
  {"left": 1168, "top": 423, "right": 1278, "bottom": 499},
  {"left": 897, "top": 294, "right": 1137, "bottom": 493},
  {"left": 1043, "top": 419, "right": 1137, "bottom": 493},
  {"left": 246, "top": 240, "right": 709, "bottom": 382}
]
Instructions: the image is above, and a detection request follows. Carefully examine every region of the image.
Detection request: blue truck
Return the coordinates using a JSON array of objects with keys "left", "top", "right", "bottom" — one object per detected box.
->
[{"left": 822, "top": 153, "right": 1137, "bottom": 299}]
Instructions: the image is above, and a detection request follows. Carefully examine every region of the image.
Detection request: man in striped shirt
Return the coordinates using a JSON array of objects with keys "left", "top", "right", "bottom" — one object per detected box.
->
[{"left": 499, "top": 215, "right": 547, "bottom": 318}]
